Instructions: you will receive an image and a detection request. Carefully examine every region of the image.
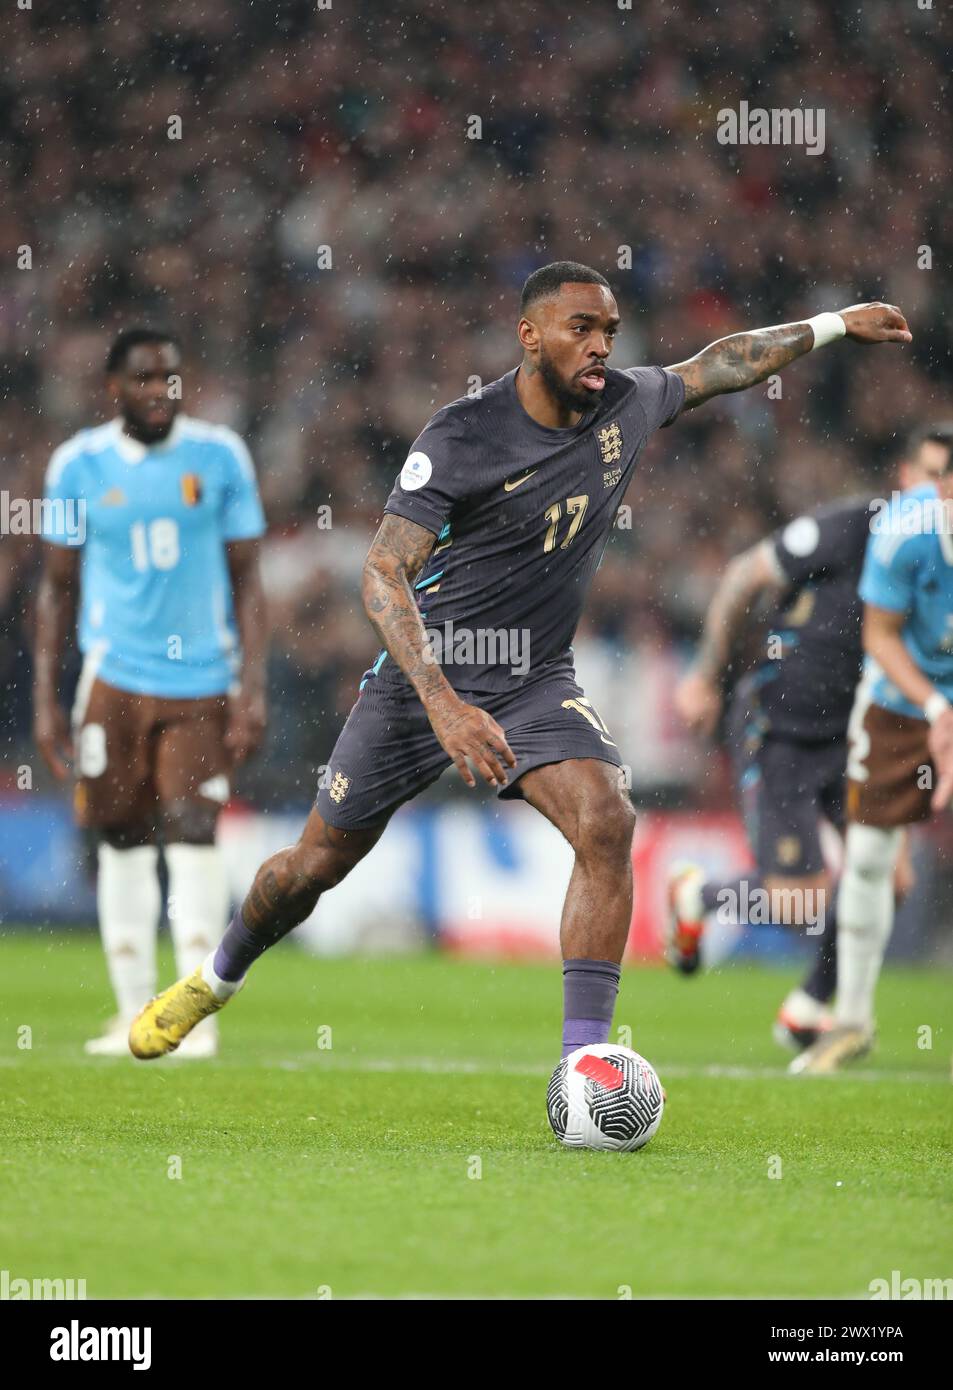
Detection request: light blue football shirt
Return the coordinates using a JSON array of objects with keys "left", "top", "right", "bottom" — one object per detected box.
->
[
  {"left": 42, "top": 416, "right": 266, "bottom": 698},
  {"left": 860, "top": 481, "right": 953, "bottom": 719}
]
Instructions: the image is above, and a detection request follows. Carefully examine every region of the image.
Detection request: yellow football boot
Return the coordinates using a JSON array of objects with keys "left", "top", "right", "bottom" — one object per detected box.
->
[{"left": 128, "top": 969, "right": 229, "bottom": 1059}]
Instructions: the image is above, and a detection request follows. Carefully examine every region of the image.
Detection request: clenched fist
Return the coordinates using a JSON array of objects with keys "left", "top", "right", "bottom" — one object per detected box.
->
[{"left": 837, "top": 303, "right": 912, "bottom": 345}]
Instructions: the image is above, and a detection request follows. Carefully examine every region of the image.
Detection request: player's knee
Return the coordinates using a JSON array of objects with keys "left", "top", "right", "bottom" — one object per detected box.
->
[
  {"left": 576, "top": 790, "right": 637, "bottom": 864},
  {"left": 161, "top": 799, "right": 218, "bottom": 846},
  {"left": 845, "top": 824, "right": 901, "bottom": 882},
  {"left": 100, "top": 823, "right": 154, "bottom": 850}
]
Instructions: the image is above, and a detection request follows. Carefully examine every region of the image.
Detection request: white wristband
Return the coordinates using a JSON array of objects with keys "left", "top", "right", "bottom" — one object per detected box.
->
[
  {"left": 924, "top": 692, "right": 949, "bottom": 725},
  {"left": 806, "top": 312, "right": 846, "bottom": 350}
]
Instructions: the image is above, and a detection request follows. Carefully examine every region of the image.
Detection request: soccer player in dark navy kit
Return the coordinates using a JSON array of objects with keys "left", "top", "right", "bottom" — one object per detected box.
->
[
  {"left": 668, "top": 426, "right": 952, "bottom": 1049},
  {"left": 129, "top": 263, "right": 912, "bottom": 1072}
]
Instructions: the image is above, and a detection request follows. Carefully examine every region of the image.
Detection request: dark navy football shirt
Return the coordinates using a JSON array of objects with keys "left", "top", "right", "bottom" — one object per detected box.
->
[
  {"left": 755, "top": 496, "right": 873, "bottom": 740},
  {"left": 375, "top": 364, "right": 685, "bottom": 693}
]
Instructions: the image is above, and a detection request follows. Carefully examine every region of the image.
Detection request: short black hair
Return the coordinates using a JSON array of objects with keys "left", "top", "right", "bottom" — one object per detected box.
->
[
  {"left": 519, "top": 261, "right": 611, "bottom": 316},
  {"left": 905, "top": 422, "right": 953, "bottom": 467},
  {"left": 106, "top": 327, "right": 181, "bottom": 374}
]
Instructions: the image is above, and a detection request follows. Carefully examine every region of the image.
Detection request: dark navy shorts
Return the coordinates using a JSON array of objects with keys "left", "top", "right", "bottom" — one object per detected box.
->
[
  {"left": 316, "top": 666, "right": 624, "bottom": 830},
  {"left": 727, "top": 682, "right": 846, "bottom": 877}
]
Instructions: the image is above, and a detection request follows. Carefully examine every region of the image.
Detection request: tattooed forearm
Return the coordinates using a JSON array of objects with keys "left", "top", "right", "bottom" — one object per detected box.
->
[
  {"left": 668, "top": 321, "right": 815, "bottom": 410},
  {"left": 361, "top": 514, "right": 456, "bottom": 710},
  {"left": 692, "top": 543, "right": 784, "bottom": 680}
]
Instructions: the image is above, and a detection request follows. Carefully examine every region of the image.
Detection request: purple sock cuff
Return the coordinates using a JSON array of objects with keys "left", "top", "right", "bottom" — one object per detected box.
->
[
  {"left": 563, "top": 1017, "right": 615, "bottom": 1054},
  {"left": 213, "top": 909, "right": 262, "bottom": 983},
  {"left": 562, "top": 959, "right": 621, "bottom": 1058},
  {"left": 562, "top": 959, "right": 621, "bottom": 1020}
]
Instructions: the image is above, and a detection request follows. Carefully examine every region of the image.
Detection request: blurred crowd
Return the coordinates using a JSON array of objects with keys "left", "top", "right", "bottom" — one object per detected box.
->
[{"left": 1, "top": 0, "right": 951, "bottom": 802}]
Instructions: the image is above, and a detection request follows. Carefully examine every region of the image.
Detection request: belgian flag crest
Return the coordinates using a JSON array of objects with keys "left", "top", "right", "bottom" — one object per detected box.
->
[{"left": 181, "top": 473, "right": 203, "bottom": 506}]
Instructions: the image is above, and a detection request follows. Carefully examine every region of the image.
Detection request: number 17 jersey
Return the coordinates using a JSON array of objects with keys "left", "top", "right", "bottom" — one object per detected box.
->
[
  {"left": 379, "top": 364, "right": 684, "bottom": 694},
  {"left": 42, "top": 415, "right": 266, "bottom": 698}
]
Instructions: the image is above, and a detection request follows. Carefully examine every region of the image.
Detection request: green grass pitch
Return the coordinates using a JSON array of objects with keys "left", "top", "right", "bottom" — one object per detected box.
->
[{"left": 1, "top": 931, "right": 951, "bottom": 1299}]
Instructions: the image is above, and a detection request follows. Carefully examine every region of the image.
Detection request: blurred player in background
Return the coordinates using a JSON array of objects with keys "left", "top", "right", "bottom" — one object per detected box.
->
[
  {"left": 125, "top": 264, "right": 911, "bottom": 1065},
  {"left": 669, "top": 425, "right": 953, "bottom": 1050},
  {"left": 32, "top": 329, "right": 267, "bottom": 1057},
  {"left": 792, "top": 454, "right": 953, "bottom": 1073}
]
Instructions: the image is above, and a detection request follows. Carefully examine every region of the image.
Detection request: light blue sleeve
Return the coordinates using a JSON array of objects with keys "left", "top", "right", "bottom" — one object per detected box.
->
[
  {"left": 859, "top": 527, "right": 920, "bottom": 613},
  {"left": 220, "top": 434, "right": 266, "bottom": 541},
  {"left": 41, "top": 442, "right": 86, "bottom": 548}
]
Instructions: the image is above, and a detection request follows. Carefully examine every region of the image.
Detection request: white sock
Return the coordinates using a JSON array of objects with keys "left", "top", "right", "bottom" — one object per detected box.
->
[
  {"left": 201, "top": 951, "right": 243, "bottom": 1001},
  {"left": 165, "top": 843, "right": 230, "bottom": 979},
  {"left": 96, "top": 844, "right": 161, "bottom": 1021},
  {"left": 836, "top": 824, "right": 901, "bottom": 1029}
]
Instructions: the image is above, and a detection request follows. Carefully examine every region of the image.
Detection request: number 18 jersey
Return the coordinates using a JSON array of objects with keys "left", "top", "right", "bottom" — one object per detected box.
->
[{"left": 42, "top": 415, "right": 265, "bottom": 698}]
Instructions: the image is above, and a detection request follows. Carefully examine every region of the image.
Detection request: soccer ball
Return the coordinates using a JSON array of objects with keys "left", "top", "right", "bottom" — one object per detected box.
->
[{"left": 547, "top": 1044, "right": 665, "bottom": 1151}]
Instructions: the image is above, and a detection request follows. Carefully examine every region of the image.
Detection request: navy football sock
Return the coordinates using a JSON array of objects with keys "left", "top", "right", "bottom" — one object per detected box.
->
[
  {"left": 212, "top": 908, "right": 281, "bottom": 983},
  {"left": 801, "top": 890, "right": 838, "bottom": 1004},
  {"left": 562, "top": 958, "right": 621, "bottom": 1058}
]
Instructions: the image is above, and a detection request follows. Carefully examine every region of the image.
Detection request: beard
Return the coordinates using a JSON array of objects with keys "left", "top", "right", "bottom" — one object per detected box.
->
[
  {"left": 536, "top": 345, "right": 601, "bottom": 414},
  {"left": 124, "top": 411, "right": 176, "bottom": 444}
]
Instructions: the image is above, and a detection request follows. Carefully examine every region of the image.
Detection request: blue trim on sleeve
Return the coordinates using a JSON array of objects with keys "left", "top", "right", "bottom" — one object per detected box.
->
[
  {"left": 358, "top": 649, "right": 388, "bottom": 691},
  {"left": 414, "top": 570, "right": 444, "bottom": 590}
]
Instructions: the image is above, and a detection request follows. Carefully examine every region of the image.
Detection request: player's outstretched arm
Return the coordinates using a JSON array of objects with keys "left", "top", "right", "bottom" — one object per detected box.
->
[
  {"left": 362, "top": 515, "right": 516, "bottom": 788},
  {"left": 676, "top": 540, "right": 784, "bottom": 735},
  {"left": 33, "top": 544, "right": 79, "bottom": 780},
  {"left": 667, "top": 303, "right": 911, "bottom": 410}
]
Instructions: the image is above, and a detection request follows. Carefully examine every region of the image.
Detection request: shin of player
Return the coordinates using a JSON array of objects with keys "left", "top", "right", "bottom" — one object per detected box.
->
[
  {"left": 836, "top": 823, "right": 901, "bottom": 1031},
  {"left": 95, "top": 839, "right": 161, "bottom": 1030},
  {"left": 163, "top": 798, "right": 233, "bottom": 1056}
]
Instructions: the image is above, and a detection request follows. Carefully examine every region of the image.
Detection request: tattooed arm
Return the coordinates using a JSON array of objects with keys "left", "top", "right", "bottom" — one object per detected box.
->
[
  {"left": 361, "top": 514, "right": 516, "bottom": 788},
  {"left": 668, "top": 302, "right": 911, "bottom": 410},
  {"left": 674, "top": 540, "right": 785, "bottom": 737},
  {"left": 362, "top": 515, "right": 447, "bottom": 704}
]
